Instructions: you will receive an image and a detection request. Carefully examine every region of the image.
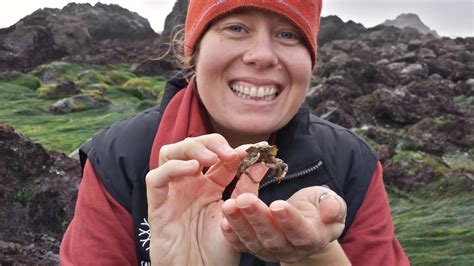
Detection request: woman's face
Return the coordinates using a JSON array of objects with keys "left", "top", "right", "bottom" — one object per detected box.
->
[{"left": 195, "top": 9, "right": 312, "bottom": 145}]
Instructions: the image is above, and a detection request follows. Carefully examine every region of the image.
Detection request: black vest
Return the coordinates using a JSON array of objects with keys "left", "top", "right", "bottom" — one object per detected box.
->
[{"left": 80, "top": 77, "right": 378, "bottom": 265}]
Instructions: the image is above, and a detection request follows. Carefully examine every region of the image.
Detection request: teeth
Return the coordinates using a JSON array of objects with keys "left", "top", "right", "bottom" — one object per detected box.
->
[{"left": 231, "top": 83, "right": 278, "bottom": 101}]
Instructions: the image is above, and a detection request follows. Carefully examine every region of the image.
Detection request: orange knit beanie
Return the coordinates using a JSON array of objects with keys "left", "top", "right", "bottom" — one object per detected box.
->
[{"left": 184, "top": 0, "right": 323, "bottom": 67}]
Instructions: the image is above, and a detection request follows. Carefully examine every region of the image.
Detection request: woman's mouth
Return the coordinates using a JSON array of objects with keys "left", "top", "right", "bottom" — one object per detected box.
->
[{"left": 230, "top": 82, "right": 280, "bottom": 101}]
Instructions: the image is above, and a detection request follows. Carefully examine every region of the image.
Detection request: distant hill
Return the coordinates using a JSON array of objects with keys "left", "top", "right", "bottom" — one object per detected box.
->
[{"left": 382, "top": 13, "right": 440, "bottom": 38}]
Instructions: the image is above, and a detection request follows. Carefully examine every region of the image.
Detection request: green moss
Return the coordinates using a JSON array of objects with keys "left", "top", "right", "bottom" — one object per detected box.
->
[
  {"left": 390, "top": 150, "right": 448, "bottom": 176},
  {"left": 443, "top": 150, "right": 474, "bottom": 172},
  {"left": 388, "top": 186, "right": 474, "bottom": 265},
  {"left": 2, "top": 71, "right": 42, "bottom": 90},
  {"left": 11, "top": 187, "right": 29, "bottom": 205},
  {"left": 122, "top": 77, "right": 166, "bottom": 99},
  {"left": 453, "top": 95, "right": 474, "bottom": 110},
  {"left": 105, "top": 70, "right": 137, "bottom": 85},
  {"left": 432, "top": 117, "right": 454, "bottom": 127},
  {"left": 37, "top": 84, "right": 58, "bottom": 97},
  {"left": 0, "top": 63, "right": 160, "bottom": 154}
]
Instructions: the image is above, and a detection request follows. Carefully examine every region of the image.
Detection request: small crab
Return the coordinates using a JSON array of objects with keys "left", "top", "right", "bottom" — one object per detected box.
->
[{"left": 237, "top": 142, "right": 288, "bottom": 184}]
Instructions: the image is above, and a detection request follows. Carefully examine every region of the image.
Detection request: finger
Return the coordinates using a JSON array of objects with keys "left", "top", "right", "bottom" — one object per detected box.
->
[
  {"left": 205, "top": 149, "right": 248, "bottom": 187},
  {"left": 158, "top": 134, "right": 237, "bottom": 166},
  {"left": 231, "top": 163, "right": 268, "bottom": 198},
  {"left": 235, "top": 194, "right": 289, "bottom": 252},
  {"left": 222, "top": 199, "right": 259, "bottom": 250},
  {"left": 145, "top": 159, "right": 200, "bottom": 209},
  {"left": 269, "top": 200, "right": 322, "bottom": 251},
  {"left": 220, "top": 218, "right": 248, "bottom": 252}
]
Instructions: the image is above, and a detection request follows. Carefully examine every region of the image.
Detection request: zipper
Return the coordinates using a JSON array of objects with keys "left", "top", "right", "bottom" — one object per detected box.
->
[{"left": 259, "top": 160, "right": 324, "bottom": 190}]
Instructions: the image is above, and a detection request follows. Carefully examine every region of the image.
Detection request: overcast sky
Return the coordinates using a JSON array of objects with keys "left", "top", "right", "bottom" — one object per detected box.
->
[{"left": 0, "top": 0, "right": 472, "bottom": 38}]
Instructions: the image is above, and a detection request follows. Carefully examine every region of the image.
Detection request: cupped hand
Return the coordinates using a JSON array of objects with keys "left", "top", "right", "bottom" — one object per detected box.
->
[
  {"left": 220, "top": 186, "right": 347, "bottom": 264},
  {"left": 145, "top": 134, "right": 268, "bottom": 265}
]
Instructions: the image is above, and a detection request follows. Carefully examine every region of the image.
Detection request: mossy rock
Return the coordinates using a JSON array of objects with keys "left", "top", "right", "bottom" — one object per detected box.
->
[
  {"left": 105, "top": 70, "right": 137, "bottom": 85},
  {"left": 443, "top": 149, "right": 474, "bottom": 172},
  {"left": 121, "top": 77, "right": 166, "bottom": 100},
  {"left": 30, "top": 62, "right": 88, "bottom": 84},
  {"left": 384, "top": 150, "right": 449, "bottom": 190},
  {"left": 0, "top": 71, "right": 41, "bottom": 90},
  {"left": 37, "top": 84, "right": 58, "bottom": 97},
  {"left": 75, "top": 70, "right": 103, "bottom": 89},
  {"left": 49, "top": 94, "right": 110, "bottom": 114},
  {"left": 453, "top": 95, "right": 474, "bottom": 110}
]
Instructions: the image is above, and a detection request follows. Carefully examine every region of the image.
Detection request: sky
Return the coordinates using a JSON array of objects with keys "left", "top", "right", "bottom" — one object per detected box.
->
[{"left": 0, "top": 0, "right": 472, "bottom": 38}]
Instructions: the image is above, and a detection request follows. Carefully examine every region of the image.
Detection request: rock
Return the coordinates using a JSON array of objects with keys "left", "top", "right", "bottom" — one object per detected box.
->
[
  {"left": 43, "top": 80, "right": 82, "bottom": 98},
  {"left": 61, "top": 3, "right": 155, "bottom": 41},
  {"left": 318, "top": 16, "right": 368, "bottom": 46},
  {"left": 134, "top": 0, "right": 189, "bottom": 77},
  {"left": 381, "top": 13, "right": 440, "bottom": 38},
  {"left": 0, "top": 124, "right": 80, "bottom": 264},
  {"left": 134, "top": 58, "right": 177, "bottom": 78},
  {"left": 0, "top": 124, "right": 51, "bottom": 180},
  {"left": 0, "top": 3, "right": 158, "bottom": 71},
  {"left": 401, "top": 63, "right": 429, "bottom": 78},
  {"left": 417, "top": 48, "right": 437, "bottom": 58},
  {"left": 368, "top": 25, "right": 401, "bottom": 45},
  {"left": 49, "top": 94, "right": 110, "bottom": 114}
]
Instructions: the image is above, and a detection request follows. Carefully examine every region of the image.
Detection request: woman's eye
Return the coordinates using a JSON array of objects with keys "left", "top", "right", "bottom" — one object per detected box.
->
[
  {"left": 278, "top": 31, "right": 299, "bottom": 40},
  {"left": 227, "top": 25, "right": 244, "bottom": 33}
]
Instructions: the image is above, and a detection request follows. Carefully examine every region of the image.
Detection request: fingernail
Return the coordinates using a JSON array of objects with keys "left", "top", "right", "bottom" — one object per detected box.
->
[
  {"left": 271, "top": 207, "right": 288, "bottom": 221},
  {"left": 319, "top": 191, "right": 337, "bottom": 203}
]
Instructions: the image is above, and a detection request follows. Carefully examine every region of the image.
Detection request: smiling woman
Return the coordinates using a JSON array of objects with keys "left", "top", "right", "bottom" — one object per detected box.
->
[{"left": 60, "top": 0, "right": 409, "bottom": 265}]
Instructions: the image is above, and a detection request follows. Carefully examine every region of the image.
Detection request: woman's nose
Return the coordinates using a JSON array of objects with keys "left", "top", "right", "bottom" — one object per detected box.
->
[{"left": 242, "top": 34, "right": 279, "bottom": 69}]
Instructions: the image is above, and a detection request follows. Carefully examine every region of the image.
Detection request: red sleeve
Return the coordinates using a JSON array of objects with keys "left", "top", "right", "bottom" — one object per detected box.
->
[
  {"left": 341, "top": 162, "right": 410, "bottom": 265},
  {"left": 60, "top": 160, "right": 138, "bottom": 265}
]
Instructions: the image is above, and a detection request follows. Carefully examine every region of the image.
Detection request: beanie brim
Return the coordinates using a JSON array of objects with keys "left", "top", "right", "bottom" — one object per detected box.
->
[{"left": 185, "top": 0, "right": 322, "bottom": 67}]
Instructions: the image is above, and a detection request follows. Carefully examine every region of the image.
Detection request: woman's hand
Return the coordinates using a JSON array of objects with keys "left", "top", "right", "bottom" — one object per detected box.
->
[
  {"left": 145, "top": 134, "right": 268, "bottom": 266},
  {"left": 220, "top": 186, "right": 348, "bottom": 264}
]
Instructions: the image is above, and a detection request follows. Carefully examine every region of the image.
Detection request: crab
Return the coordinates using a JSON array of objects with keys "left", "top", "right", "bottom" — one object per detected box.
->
[{"left": 237, "top": 142, "right": 288, "bottom": 184}]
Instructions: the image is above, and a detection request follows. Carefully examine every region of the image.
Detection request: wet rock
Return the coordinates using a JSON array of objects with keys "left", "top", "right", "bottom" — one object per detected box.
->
[
  {"left": 43, "top": 80, "right": 81, "bottom": 98},
  {"left": 0, "top": 124, "right": 52, "bottom": 180},
  {"left": 134, "top": 58, "right": 177, "bottom": 78},
  {"left": 0, "top": 124, "right": 80, "bottom": 264},
  {"left": 401, "top": 63, "right": 429, "bottom": 78},
  {"left": 417, "top": 48, "right": 437, "bottom": 58},
  {"left": 49, "top": 94, "right": 110, "bottom": 114},
  {"left": 333, "top": 60, "right": 396, "bottom": 89}
]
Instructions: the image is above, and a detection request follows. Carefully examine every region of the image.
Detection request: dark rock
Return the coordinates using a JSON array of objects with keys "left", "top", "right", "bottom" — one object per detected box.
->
[
  {"left": 134, "top": 58, "right": 177, "bottom": 78},
  {"left": 368, "top": 25, "right": 401, "bottom": 46},
  {"left": 134, "top": 0, "right": 189, "bottom": 77},
  {"left": 0, "top": 3, "right": 158, "bottom": 71},
  {"left": 0, "top": 124, "right": 80, "bottom": 264},
  {"left": 318, "top": 16, "right": 368, "bottom": 46},
  {"left": 61, "top": 3, "right": 155, "bottom": 41},
  {"left": 333, "top": 60, "right": 396, "bottom": 89},
  {"left": 44, "top": 80, "right": 81, "bottom": 98},
  {"left": 308, "top": 77, "right": 362, "bottom": 102},
  {"left": 0, "top": 124, "right": 52, "bottom": 180}
]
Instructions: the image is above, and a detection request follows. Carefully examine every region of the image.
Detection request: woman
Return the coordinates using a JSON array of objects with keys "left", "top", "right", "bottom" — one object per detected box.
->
[{"left": 60, "top": 0, "right": 409, "bottom": 265}]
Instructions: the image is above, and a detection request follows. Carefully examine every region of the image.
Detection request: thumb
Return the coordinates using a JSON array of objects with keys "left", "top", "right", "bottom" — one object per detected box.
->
[{"left": 318, "top": 191, "right": 347, "bottom": 224}]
